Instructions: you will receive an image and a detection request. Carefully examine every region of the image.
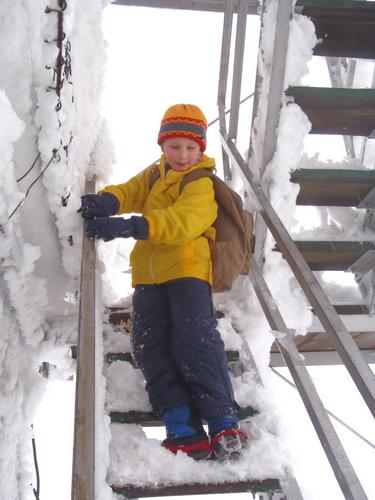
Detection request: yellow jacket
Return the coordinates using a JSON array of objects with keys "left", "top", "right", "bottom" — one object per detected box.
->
[{"left": 101, "top": 154, "right": 218, "bottom": 287}]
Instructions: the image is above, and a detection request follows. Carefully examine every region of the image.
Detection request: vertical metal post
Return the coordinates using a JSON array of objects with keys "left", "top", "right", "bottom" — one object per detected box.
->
[
  {"left": 217, "top": 0, "right": 234, "bottom": 116},
  {"left": 359, "top": 65, "right": 375, "bottom": 163},
  {"left": 72, "top": 178, "right": 96, "bottom": 500},
  {"left": 248, "top": 0, "right": 293, "bottom": 174},
  {"left": 228, "top": 0, "right": 248, "bottom": 141},
  {"left": 246, "top": 0, "right": 294, "bottom": 268},
  {"left": 326, "top": 58, "right": 356, "bottom": 158},
  {"left": 217, "top": 0, "right": 235, "bottom": 180}
]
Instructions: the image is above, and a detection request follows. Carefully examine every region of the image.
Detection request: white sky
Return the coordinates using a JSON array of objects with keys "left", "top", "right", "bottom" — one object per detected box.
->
[{"left": 101, "top": 5, "right": 262, "bottom": 184}]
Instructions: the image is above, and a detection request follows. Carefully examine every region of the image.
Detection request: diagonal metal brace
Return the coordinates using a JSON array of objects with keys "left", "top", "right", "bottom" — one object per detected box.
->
[
  {"left": 357, "top": 186, "right": 375, "bottom": 209},
  {"left": 349, "top": 250, "right": 375, "bottom": 314},
  {"left": 219, "top": 132, "right": 375, "bottom": 418},
  {"left": 249, "top": 259, "right": 368, "bottom": 500}
]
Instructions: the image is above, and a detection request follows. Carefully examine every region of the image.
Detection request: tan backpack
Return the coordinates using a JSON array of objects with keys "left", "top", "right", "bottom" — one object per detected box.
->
[{"left": 150, "top": 167, "right": 253, "bottom": 293}]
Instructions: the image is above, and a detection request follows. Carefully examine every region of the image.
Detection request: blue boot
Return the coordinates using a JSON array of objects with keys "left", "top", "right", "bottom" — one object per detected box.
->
[{"left": 161, "top": 405, "right": 211, "bottom": 460}]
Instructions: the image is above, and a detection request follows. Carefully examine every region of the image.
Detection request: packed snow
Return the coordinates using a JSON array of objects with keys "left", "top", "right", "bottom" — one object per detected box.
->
[{"left": 0, "top": 1, "right": 374, "bottom": 500}]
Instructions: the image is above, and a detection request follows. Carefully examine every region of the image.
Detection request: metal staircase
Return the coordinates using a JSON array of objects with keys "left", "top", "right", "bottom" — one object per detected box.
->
[
  {"left": 104, "top": 307, "right": 284, "bottom": 499},
  {"left": 72, "top": 1, "right": 375, "bottom": 499}
]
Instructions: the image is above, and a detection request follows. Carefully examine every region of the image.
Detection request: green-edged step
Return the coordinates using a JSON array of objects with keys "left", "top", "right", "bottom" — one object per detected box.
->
[
  {"left": 290, "top": 169, "right": 375, "bottom": 207},
  {"left": 296, "top": 0, "right": 375, "bottom": 59},
  {"left": 110, "top": 405, "right": 257, "bottom": 426},
  {"left": 72, "top": 348, "right": 236, "bottom": 363},
  {"left": 107, "top": 309, "right": 132, "bottom": 331},
  {"left": 107, "top": 307, "right": 227, "bottom": 330},
  {"left": 274, "top": 241, "right": 375, "bottom": 271},
  {"left": 286, "top": 87, "right": 375, "bottom": 137},
  {"left": 106, "top": 350, "right": 241, "bottom": 366},
  {"left": 112, "top": 479, "right": 282, "bottom": 498},
  {"left": 106, "top": 319, "right": 281, "bottom": 497},
  {"left": 314, "top": 304, "right": 369, "bottom": 315}
]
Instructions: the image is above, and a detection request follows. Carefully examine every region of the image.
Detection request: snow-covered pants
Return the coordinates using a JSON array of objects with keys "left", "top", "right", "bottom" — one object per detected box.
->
[{"left": 131, "top": 278, "right": 238, "bottom": 420}]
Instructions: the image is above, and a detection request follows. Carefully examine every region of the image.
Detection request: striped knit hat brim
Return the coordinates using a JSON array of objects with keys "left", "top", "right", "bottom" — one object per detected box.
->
[{"left": 157, "top": 104, "right": 208, "bottom": 152}]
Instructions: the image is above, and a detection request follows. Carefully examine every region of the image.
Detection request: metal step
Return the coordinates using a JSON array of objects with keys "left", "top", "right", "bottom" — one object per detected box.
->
[
  {"left": 290, "top": 168, "right": 375, "bottom": 207},
  {"left": 107, "top": 309, "right": 132, "bottom": 331},
  {"left": 112, "top": 0, "right": 259, "bottom": 14},
  {"left": 107, "top": 307, "right": 227, "bottom": 326},
  {"left": 283, "top": 329, "right": 375, "bottom": 353},
  {"left": 315, "top": 304, "right": 369, "bottom": 315},
  {"left": 106, "top": 350, "right": 240, "bottom": 365},
  {"left": 296, "top": 0, "right": 375, "bottom": 59},
  {"left": 270, "top": 303, "right": 374, "bottom": 354},
  {"left": 111, "top": 479, "right": 282, "bottom": 498},
  {"left": 110, "top": 406, "right": 257, "bottom": 425},
  {"left": 286, "top": 87, "right": 375, "bottom": 137},
  {"left": 275, "top": 240, "right": 375, "bottom": 271}
]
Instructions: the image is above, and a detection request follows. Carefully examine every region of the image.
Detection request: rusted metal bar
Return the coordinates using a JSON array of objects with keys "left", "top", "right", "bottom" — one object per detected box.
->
[
  {"left": 45, "top": 0, "right": 67, "bottom": 96},
  {"left": 55, "top": 0, "right": 65, "bottom": 97}
]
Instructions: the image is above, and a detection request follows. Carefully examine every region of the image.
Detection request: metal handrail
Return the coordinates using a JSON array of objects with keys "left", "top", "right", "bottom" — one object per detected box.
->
[
  {"left": 71, "top": 178, "right": 96, "bottom": 500},
  {"left": 249, "top": 259, "right": 367, "bottom": 500}
]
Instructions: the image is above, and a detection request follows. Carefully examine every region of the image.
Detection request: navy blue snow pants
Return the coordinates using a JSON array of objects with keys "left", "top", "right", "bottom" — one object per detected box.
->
[{"left": 131, "top": 278, "right": 238, "bottom": 420}]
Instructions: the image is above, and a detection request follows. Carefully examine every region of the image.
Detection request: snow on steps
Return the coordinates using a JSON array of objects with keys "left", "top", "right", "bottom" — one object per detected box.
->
[
  {"left": 111, "top": 478, "right": 282, "bottom": 498},
  {"left": 103, "top": 306, "right": 290, "bottom": 497}
]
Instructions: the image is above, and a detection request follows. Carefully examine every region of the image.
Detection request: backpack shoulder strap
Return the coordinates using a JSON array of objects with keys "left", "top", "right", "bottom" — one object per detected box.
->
[
  {"left": 180, "top": 170, "right": 245, "bottom": 225},
  {"left": 179, "top": 169, "right": 215, "bottom": 193},
  {"left": 149, "top": 163, "right": 161, "bottom": 190}
]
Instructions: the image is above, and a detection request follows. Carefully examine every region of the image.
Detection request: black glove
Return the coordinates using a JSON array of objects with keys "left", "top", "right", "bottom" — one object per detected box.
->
[
  {"left": 78, "top": 192, "right": 120, "bottom": 220},
  {"left": 85, "top": 216, "right": 149, "bottom": 242}
]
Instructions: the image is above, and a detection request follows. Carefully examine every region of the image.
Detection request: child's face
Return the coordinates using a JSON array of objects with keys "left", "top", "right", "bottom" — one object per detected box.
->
[{"left": 161, "top": 138, "right": 201, "bottom": 171}]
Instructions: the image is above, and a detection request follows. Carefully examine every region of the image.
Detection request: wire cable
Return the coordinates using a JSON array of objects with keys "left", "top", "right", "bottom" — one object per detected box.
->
[
  {"left": 271, "top": 366, "right": 375, "bottom": 450},
  {"left": 16, "top": 153, "right": 41, "bottom": 183},
  {"left": 208, "top": 91, "right": 255, "bottom": 127},
  {"left": 8, "top": 150, "right": 59, "bottom": 222},
  {"left": 31, "top": 425, "right": 40, "bottom": 500}
]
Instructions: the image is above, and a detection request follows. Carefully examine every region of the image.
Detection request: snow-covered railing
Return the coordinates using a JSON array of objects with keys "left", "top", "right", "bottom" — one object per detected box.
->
[{"left": 71, "top": 178, "right": 97, "bottom": 500}]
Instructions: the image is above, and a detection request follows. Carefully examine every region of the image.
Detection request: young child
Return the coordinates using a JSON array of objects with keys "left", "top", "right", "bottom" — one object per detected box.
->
[{"left": 78, "top": 104, "right": 248, "bottom": 460}]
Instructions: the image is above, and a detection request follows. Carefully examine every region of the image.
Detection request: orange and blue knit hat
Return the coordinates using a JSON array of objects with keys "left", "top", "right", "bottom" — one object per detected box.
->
[{"left": 157, "top": 104, "right": 208, "bottom": 152}]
